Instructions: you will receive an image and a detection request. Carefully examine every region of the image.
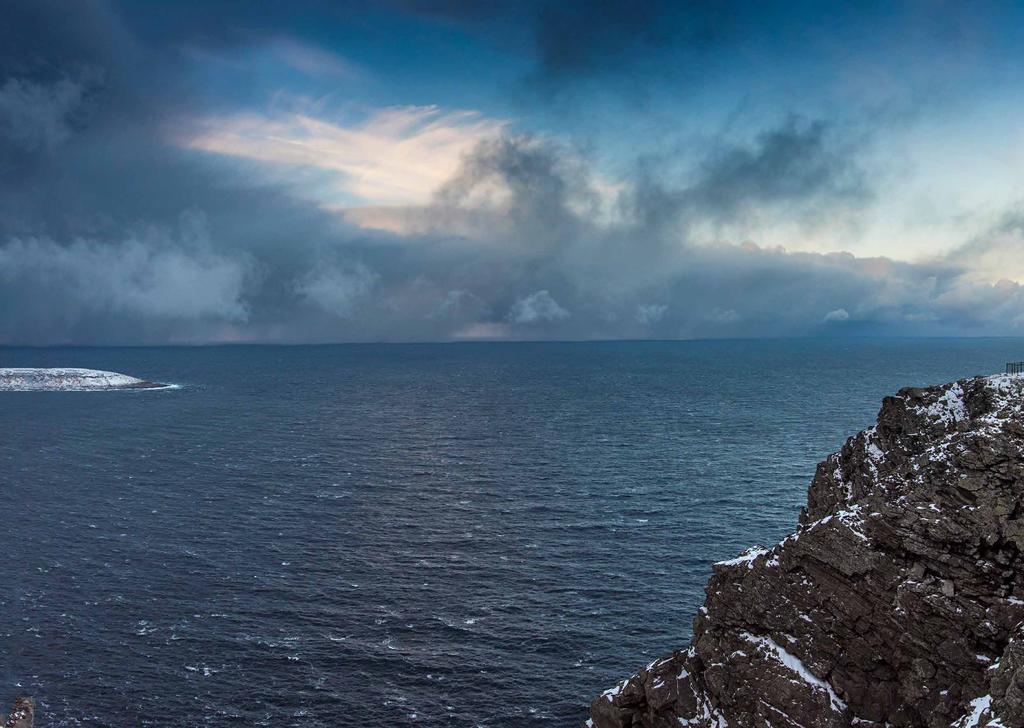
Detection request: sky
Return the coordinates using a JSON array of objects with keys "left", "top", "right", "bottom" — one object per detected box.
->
[{"left": 3, "top": 0, "right": 1024, "bottom": 344}]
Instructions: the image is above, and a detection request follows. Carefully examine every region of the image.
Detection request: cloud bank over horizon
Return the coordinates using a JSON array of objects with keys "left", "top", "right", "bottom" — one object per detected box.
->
[{"left": 2, "top": 0, "right": 1024, "bottom": 345}]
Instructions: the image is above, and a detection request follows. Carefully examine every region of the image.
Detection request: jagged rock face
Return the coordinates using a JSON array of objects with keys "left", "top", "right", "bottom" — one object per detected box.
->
[{"left": 590, "top": 375, "right": 1024, "bottom": 728}]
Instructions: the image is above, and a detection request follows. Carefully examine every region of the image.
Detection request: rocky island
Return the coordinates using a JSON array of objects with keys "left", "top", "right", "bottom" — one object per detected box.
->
[
  {"left": 0, "top": 698, "right": 33, "bottom": 728},
  {"left": 591, "top": 374, "right": 1024, "bottom": 727},
  {"left": 0, "top": 368, "right": 168, "bottom": 391}
]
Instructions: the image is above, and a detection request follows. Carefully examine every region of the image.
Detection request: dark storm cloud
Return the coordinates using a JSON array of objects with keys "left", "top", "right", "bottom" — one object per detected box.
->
[
  {"left": 530, "top": 0, "right": 726, "bottom": 81},
  {"left": 687, "top": 119, "right": 870, "bottom": 219},
  {"left": 0, "top": 0, "right": 1022, "bottom": 344},
  {"left": 435, "top": 134, "right": 594, "bottom": 249},
  {"left": 377, "top": 131, "right": 1021, "bottom": 341},
  {"left": 0, "top": 73, "right": 97, "bottom": 152},
  {"left": 395, "top": 0, "right": 1018, "bottom": 114},
  {"left": 622, "top": 118, "right": 869, "bottom": 236},
  {"left": 389, "top": 0, "right": 733, "bottom": 83},
  {"left": 0, "top": 0, "right": 126, "bottom": 75},
  {"left": 0, "top": 0, "right": 365, "bottom": 343},
  {"left": 0, "top": 2, "right": 119, "bottom": 169}
]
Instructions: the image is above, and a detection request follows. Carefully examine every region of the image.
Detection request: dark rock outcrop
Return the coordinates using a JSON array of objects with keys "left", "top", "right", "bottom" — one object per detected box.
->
[
  {"left": 1, "top": 698, "right": 34, "bottom": 728},
  {"left": 590, "top": 375, "right": 1024, "bottom": 727}
]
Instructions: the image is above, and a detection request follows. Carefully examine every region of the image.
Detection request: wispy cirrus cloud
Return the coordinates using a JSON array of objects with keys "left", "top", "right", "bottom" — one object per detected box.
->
[
  {"left": 268, "top": 37, "right": 360, "bottom": 80},
  {"left": 182, "top": 104, "right": 509, "bottom": 207}
]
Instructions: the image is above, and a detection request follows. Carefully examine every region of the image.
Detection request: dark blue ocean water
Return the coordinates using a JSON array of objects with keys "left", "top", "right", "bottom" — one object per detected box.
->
[{"left": 1, "top": 339, "right": 1021, "bottom": 726}]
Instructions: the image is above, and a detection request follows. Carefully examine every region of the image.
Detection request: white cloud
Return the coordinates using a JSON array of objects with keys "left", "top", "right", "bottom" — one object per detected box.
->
[
  {"left": 508, "top": 290, "right": 570, "bottom": 324},
  {"left": 636, "top": 303, "right": 668, "bottom": 324},
  {"left": 434, "top": 289, "right": 486, "bottom": 318},
  {"left": 183, "top": 105, "right": 508, "bottom": 207},
  {"left": 296, "top": 263, "right": 377, "bottom": 317},
  {"left": 269, "top": 37, "right": 359, "bottom": 79},
  {"left": 707, "top": 308, "right": 740, "bottom": 324},
  {"left": 823, "top": 307, "right": 850, "bottom": 322}
]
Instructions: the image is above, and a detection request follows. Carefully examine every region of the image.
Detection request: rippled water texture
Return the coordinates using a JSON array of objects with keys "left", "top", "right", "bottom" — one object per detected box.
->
[{"left": 2, "top": 339, "right": 1021, "bottom": 725}]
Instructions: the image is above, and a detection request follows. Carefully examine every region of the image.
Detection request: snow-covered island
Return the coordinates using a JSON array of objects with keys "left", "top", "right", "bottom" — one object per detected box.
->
[{"left": 0, "top": 368, "right": 169, "bottom": 392}]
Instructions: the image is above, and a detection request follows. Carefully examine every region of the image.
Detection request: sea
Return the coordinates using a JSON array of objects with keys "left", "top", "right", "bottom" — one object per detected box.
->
[{"left": 2, "top": 338, "right": 1021, "bottom": 726}]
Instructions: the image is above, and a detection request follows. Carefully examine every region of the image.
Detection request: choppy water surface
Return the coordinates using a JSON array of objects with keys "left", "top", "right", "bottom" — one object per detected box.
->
[{"left": 2, "top": 339, "right": 1020, "bottom": 726}]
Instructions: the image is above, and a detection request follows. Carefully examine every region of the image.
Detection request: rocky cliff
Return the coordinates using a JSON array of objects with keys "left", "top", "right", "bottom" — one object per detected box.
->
[{"left": 590, "top": 374, "right": 1024, "bottom": 727}]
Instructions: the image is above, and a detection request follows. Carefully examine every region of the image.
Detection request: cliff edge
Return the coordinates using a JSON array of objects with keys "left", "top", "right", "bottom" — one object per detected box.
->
[{"left": 591, "top": 374, "right": 1024, "bottom": 727}]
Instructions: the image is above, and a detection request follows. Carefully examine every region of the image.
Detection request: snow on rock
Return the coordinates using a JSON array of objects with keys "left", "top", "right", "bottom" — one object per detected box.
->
[
  {"left": 740, "top": 631, "right": 847, "bottom": 712},
  {"left": 714, "top": 546, "right": 769, "bottom": 569},
  {"left": 953, "top": 695, "right": 993, "bottom": 728},
  {"left": 922, "top": 381, "right": 969, "bottom": 426},
  {"left": 0, "top": 368, "right": 168, "bottom": 391},
  {"left": 600, "top": 680, "right": 628, "bottom": 703}
]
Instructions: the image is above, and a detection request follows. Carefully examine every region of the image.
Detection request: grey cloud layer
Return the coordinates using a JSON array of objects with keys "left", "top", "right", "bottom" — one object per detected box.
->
[
  {"left": 0, "top": 221, "right": 249, "bottom": 343},
  {"left": 0, "top": 74, "right": 97, "bottom": 152},
  {"left": 0, "top": 1, "right": 1021, "bottom": 344}
]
